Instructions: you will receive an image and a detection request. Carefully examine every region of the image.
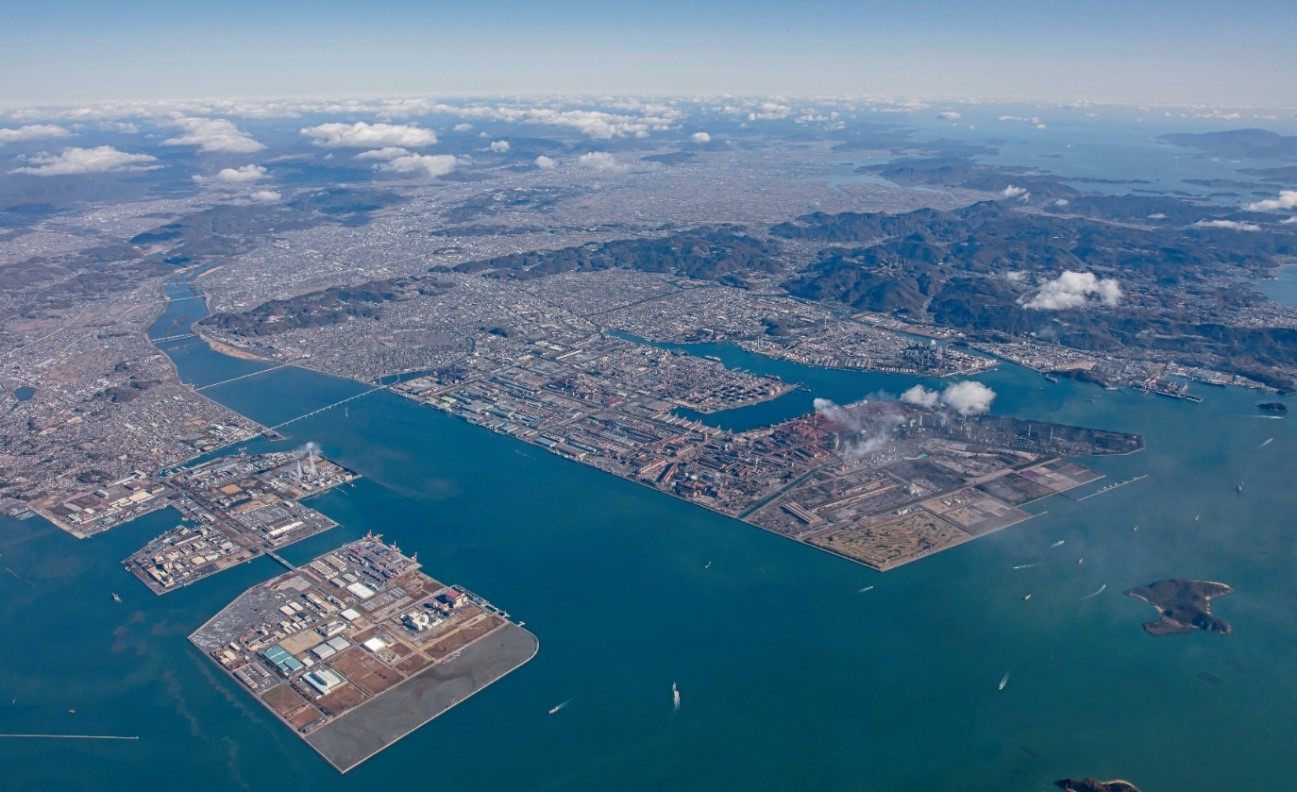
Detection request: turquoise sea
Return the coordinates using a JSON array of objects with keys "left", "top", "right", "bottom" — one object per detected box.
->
[{"left": 2, "top": 270, "right": 1296, "bottom": 790}]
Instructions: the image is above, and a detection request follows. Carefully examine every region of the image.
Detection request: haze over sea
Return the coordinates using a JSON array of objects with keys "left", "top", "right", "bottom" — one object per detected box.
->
[{"left": 2, "top": 238, "right": 1296, "bottom": 790}]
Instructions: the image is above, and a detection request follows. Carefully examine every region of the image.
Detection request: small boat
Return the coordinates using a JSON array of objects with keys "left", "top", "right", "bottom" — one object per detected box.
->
[
  {"left": 998, "top": 672, "right": 1010, "bottom": 691},
  {"left": 112, "top": 592, "right": 122, "bottom": 603},
  {"left": 857, "top": 585, "right": 875, "bottom": 593},
  {"left": 1237, "top": 482, "right": 1244, "bottom": 493},
  {"left": 1050, "top": 540, "right": 1065, "bottom": 548},
  {"left": 67, "top": 708, "right": 76, "bottom": 715},
  {"left": 704, "top": 561, "right": 712, "bottom": 570},
  {"left": 672, "top": 682, "right": 681, "bottom": 711},
  {"left": 549, "top": 696, "right": 575, "bottom": 715},
  {"left": 1023, "top": 594, "right": 1032, "bottom": 601}
]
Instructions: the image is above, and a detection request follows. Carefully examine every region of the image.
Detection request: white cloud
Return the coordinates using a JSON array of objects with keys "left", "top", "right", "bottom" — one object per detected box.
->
[
  {"left": 376, "top": 153, "right": 457, "bottom": 178},
  {"left": 249, "top": 190, "right": 281, "bottom": 203},
  {"left": 900, "top": 385, "right": 940, "bottom": 408},
  {"left": 1246, "top": 191, "right": 1297, "bottom": 212},
  {"left": 577, "top": 151, "right": 624, "bottom": 172},
  {"left": 1147, "top": 213, "right": 1167, "bottom": 220},
  {"left": 1024, "top": 270, "right": 1123, "bottom": 310},
  {"left": 489, "top": 140, "right": 510, "bottom": 152},
  {"left": 901, "top": 382, "right": 996, "bottom": 416},
  {"left": 1053, "top": 198, "right": 1069, "bottom": 207},
  {"left": 937, "top": 111, "right": 962, "bottom": 121},
  {"left": 1004, "top": 271, "right": 1028, "bottom": 282},
  {"left": 164, "top": 117, "right": 263, "bottom": 153},
  {"left": 534, "top": 155, "right": 556, "bottom": 169},
  {"left": 301, "top": 122, "right": 436, "bottom": 148},
  {"left": 354, "top": 147, "right": 410, "bottom": 161},
  {"left": 940, "top": 381, "right": 996, "bottom": 416},
  {"left": 690, "top": 131, "right": 711, "bottom": 143},
  {"left": 1282, "top": 216, "right": 1297, "bottom": 224},
  {"left": 10, "top": 145, "right": 158, "bottom": 176},
  {"left": 1193, "top": 219, "right": 1261, "bottom": 232},
  {"left": 0, "top": 124, "right": 71, "bottom": 145},
  {"left": 196, "top": 164, "right": 268, "bottom": 184},
  {"left": 452, "top": 123, "right": 473, "bottom": 132},
  {"left": 1001, "top": 185, "right": 1029, "bottom": 200}
]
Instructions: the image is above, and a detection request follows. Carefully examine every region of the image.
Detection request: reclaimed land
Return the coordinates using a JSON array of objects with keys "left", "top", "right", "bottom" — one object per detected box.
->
[{"left": 304, "top": 622, "right": 538, "bottom": 772}]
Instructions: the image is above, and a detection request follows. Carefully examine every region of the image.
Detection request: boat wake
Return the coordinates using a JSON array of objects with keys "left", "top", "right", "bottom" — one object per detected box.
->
[
  {"left": 998, "top": 671, "right": 1010, "bottom": 691},
  {"left": 1082, "top": 583, "right": 1107, "bottom": 600},
  {"left": 548, "top": 696, "right": 577, "bottom": 715},
  {"left": 1258, "top": 437, "right": 1275, "bottom": 449},
  {"left": 1013, "top": 563, "right": 1043, "bottom": 570}
]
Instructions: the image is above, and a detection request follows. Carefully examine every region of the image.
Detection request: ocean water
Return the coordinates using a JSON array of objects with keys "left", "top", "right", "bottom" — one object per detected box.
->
[{"left": 3, "top": 273, "right": 1297, "bottom": 791}]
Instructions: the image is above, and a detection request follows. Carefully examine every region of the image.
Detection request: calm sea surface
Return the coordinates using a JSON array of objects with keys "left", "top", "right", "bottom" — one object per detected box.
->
[{"left": 2, "top": 269, "right": 1296, "bottom": 791}]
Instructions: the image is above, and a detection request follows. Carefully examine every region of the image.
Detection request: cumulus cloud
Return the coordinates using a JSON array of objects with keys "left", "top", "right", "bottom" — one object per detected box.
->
[
  {"left": 1193, "top": 219, "right": 1261, "bottom": 232},
  {"left": 1001, "top": 185, "right": 1030, "bottom": 200},
  {"left": 1283, "top": 216, "right": 1297, "bottom": 224},
  {"left": 0, "top": 124, "right": 71, "bottom": 145},
  {"left": 1147, "top": 213, "right": 1167, "bottom": 220},
  {"left": 1053, "top": 198, "right": 1069, "bottom": 207},
  {"left": 937, "top": 111, "right": 962, "bottom": 120},
  {"left": 1023, "top": 270, "right": 1123, "bottom": 310},
  {"left": 375, "top": 153, "right": 457, "bottom": 178},
  {"left": 196, "top": 164, "right": 268, "bottom": 184},
  {"left": 452, "top": 123, "right": 473, "bottom": 132},
  {"left": 900, "top": 385, "right": 940, "bottom": 408},
  {"left": 354, "top": 147, "right": 410, "bottom": 161},
  {"left": 577, "top": 151, "right": 624, "bottom": 172},
  {"left": 164, "top": 117, "right": 264, "bottom": 153},
  {"left": 301, "top": 122, "right": 436, "bottom": 148},
  {"left": 10, "top": 145, "right": 158, "bottom": 176},
  {"left": 249, "top": 190, "right": 281, "bottom": 203},
  {"left": 901, "top": 382, "right": 996, "bottom": 416},
  {"left": 1246, "top": 191, "right": 1297, "bottom": 212},
  {"left": 690, "top": 131, "right": 711, "bottom": 143},
  {"left": 534, "top": 155, "right": 556, "bottom": 169},
  {"left": 489, "top": 140, "right": 510, "bottom": 152},
  {"left": 939, "top": 381, "right": 996, "bottom": 416}
]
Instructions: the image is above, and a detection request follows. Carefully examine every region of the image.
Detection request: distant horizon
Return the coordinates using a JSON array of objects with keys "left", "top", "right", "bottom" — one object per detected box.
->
[
  {"left": 3, "top": 92, "right": 1296, "bottom": 116},
  {"left": 5, "top": 0, "right": 1295, "bottom": 108}
]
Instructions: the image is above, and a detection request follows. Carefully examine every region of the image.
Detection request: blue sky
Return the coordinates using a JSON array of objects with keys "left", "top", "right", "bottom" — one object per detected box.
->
[{"left": 3, "top": 0, "right": 1295, "bottom": 105}]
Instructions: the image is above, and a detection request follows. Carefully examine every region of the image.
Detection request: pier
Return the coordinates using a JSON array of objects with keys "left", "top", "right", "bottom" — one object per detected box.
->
[{"left": 0, "top": 734, "right": 139, "bottom": 741}]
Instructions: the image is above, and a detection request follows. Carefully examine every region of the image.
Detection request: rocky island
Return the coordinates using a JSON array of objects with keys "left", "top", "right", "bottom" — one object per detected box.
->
[
  {"left": 1126, "top": 579, "right": 1234, "bottom": 637},
  {"left": 1055, "top": 779, "right": 1141, "bottom": 792}
]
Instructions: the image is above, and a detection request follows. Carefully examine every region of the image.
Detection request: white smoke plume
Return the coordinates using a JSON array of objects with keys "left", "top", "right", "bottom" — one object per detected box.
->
[
  {"left": 939, "top": 381, "right": 996, "bottom": 416},
  {"left": 901, "top": 382, "right": 996, "bottom": 416},
  {"left": 900, "top": 385, "right": 940, "bottom": 408}
]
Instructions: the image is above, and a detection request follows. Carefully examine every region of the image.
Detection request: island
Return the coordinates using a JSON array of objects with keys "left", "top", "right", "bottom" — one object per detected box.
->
[
  {"left": 1258, "top": 402, "right": 1288, "bottom": 414},
  {"left": 189, "top": 534, "right": 538, "bottom": 772},
  {"left": 1055, "top": 779, "right": 1141, "bottom": 792},
  {"left": 1125, "top": 579, "right": 1234, "bottom": 637}
]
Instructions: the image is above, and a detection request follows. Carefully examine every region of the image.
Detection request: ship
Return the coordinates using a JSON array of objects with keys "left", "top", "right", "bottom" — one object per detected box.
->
[
  {"left": 998, "top": 671, "right": 1010, "bottom": 691},
  {"left": 112, "top": 592, "right": 122, "bottom": 603},
  {"left": 672, "top": 682, "right": 681, "bottom": 711}
]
